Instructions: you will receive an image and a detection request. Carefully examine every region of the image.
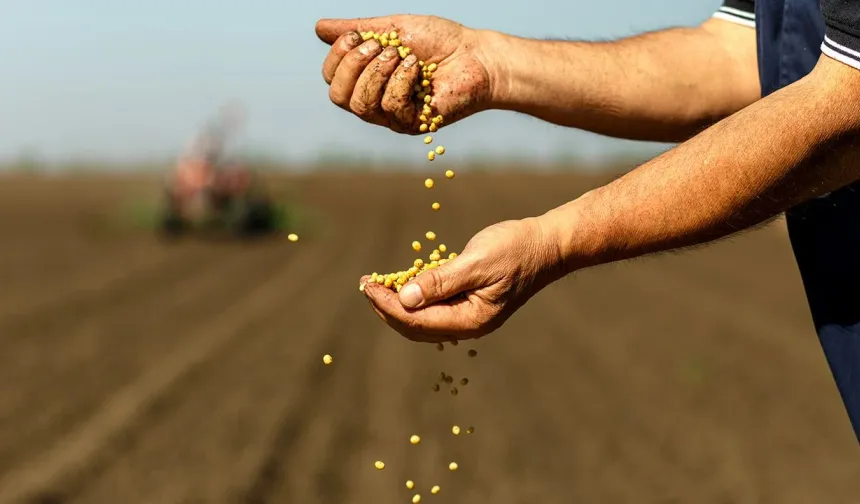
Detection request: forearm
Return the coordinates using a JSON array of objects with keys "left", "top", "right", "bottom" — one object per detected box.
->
[
  {"left": 538, "top": 56, "right": 860, "bottom": 274},
  {"left": 480, "top": 19, "right": 759, "bottom": 142}
]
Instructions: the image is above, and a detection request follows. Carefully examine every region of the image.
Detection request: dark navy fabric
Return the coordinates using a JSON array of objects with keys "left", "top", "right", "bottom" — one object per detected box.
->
[{"left": 754, "top": 0, "right": 860, "bottom": 443}]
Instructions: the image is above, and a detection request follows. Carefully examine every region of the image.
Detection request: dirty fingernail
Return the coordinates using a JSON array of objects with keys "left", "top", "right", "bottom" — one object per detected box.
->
[
  {"left": 400, "top": 283, "right": 423, "bottom": 308},
  {"left": 379, "top": 46, "right": 398, "bottom": 60},
  {"left": 347, "top": 31, "right": 362, "bottom": 45},
  {"left": 403, "top": 54, "right": 418, "bottom": 67}
]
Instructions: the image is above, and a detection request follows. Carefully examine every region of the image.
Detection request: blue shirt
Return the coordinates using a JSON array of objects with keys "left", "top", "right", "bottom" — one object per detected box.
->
[{"left": 716, "top": 0, "right": 860, "bottom": 443}]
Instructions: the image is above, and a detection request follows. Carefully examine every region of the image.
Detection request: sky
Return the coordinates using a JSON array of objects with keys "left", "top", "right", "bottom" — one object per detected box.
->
[{"left": 0, "top": 0, "right": 724, "bottom": 167}]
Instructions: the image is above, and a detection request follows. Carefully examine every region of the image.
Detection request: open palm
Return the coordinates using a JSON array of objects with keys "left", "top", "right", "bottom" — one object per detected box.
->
[{"left": 315, "top": 15, "right": 493, "bottom": 133}]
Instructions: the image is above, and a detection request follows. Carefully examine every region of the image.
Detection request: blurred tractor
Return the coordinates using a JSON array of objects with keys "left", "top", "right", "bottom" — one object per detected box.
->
[{"left": 159, "top": 106, "right": 281, "bottom": 238}]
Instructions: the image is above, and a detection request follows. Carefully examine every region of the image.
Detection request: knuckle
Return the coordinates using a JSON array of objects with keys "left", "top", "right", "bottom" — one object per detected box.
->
[
  {"left": 426, "top": 269, "right": 447, "bottom": 300},
  {"left": 381, "top": 93, "right": 409, "bottom": 115},
  {"left": 349, "top": 97, "right": 375, "bottom": 118},
  {"left": 329, "top": 87, "right": 348, "bottom": 107}
]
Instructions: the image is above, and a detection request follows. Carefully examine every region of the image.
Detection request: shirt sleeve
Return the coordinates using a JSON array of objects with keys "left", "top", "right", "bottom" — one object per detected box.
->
[
  {"left": 821, "top": 0, "right": 860, "bottom": 70},
  {"left": 712, "top": 0, "right": 755, "bottom": 28}
]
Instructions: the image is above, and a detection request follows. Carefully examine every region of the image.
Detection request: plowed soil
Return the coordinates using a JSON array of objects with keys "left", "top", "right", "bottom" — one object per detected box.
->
[{"left": 0, "top": 171, "right": 857, "bottom": 504}]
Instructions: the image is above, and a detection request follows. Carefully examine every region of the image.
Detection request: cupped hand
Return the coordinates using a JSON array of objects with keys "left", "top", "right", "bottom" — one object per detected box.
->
[
  {"left": 359, "top": 218, "right": 563, "bottom": 343},
  {"left": 315, "top": 15, "right": 494, "bottom": 133}
]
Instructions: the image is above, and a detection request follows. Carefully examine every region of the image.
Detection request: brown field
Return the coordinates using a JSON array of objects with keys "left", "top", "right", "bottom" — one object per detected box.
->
[{"left": 0, "top": 170, "right": 857, "bottom": 504}]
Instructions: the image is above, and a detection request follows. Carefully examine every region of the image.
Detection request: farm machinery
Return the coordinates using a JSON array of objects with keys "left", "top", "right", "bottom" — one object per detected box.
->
[{"left": 158, "top": 107, "right": 287, "bottom": 239}]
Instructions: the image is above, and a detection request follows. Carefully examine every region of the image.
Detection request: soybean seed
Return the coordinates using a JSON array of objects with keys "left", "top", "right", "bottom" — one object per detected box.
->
[
  {"left": 431, "top": 202, "right": 440, "bottom": 211},
  {"left": 420, "top": 123, "right": 428, "bottom": 132},
  {"left": 428, "top": 62, "right": 438, "bottom": 71},
  {"left": 322, "top": 354, "right": 333, "bottom": 365},
  {"left": 435, "top": 145, "right": 445, "bottom": 155},
  {"left": 468, "top": 349, "right": 477, "bottom": 357},
  {"left": 406, "top": 480, "right": 415, "bottom": 490},
  {"left": 432, "top": 383, "right": 440, "bottom": 392},
  {"left": 410, "top": 434, "right": 421, "bottom": 445},
  {"left": 452, "top": 425, "right": 461, "bottom": 435},
  {"left": 374, "top": 460, "right": 385, "bottom": 470},
  {"left": 460, "top": 377, "right": 468, "bottom": 386},
  {"left": 412, "top": 241, "right": 421, "bottom": 252},
  {"left": 427, "top": 151, "right": 435, "bottom": 161},
  {"left": 287, "top": 233, "right": 298, "bottom": 241},
  {"left": 466, "top": 426, "right": 474, "bottom": 434},
  {"left": 431, "top": 485, "right": 440, "bottom": 495},
  {"left": 424, "top": 135, "right": 433, "bottom": 144},
  {"left": 436, "top": 342, "right": 444, "bottom": 351},
  {"left": 429, "top": 123, "right": 438, "bottom": 132},
  {"left": 438, "top": 244, "right": 447, "bottom": 253},
  {"left": 450, "top": 387, "right": 458, "bottom": 396},
  {"left": 445, "top": 170, "right": 455, "bottom": 179},
  {"left": 449, "top": 462, "right": 458, "bottom": 471},
  {"left": 412, "top": 494, "right": 421, "bottom": 503},
  {"left": 425, "top": 231, "right": 436, "bottom": 241},
  {"left": 424, "top": 178, "right": 434, "bottom": 188}
]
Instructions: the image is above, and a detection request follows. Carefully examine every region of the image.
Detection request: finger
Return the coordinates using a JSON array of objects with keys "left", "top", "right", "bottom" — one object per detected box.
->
[
  {"left": 366, "top": 282, "right": 484, "bottom": 338},
  {"left": 381, "top": 54, "right": 421, "bottom": 132},
  {"left": 362, "top": 283, "right": 450, "bottom": 342},
  {"left": 315, "top": 17, "right": 396, "bottom": 45},
  {"left": 322, "top": 31, "right": 363, "bottom": 84},
  {"left": 397, "top": 253, "right": 480, "bottom": 309},
  {"left": 350, "top": 46, "right": 401, "bottom": 124},
  {"left": 329, "top": 39, "right": 384, "bottom": 110}
]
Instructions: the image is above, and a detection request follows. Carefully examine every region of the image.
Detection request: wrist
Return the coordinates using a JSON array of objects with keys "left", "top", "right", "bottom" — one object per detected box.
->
[
  {"left": 534, "top": 190, "right": 610, "bottom": 277},
  {"left": 472, "top": 28, "right": 520, "bottom": 110}
]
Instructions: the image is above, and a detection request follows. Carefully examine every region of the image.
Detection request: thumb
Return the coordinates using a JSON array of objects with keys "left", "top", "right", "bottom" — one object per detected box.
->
[
  {"left": 398, "top": 256, "right": 478, "bottom": 309},
  {"left": 315, "top": 17, "right": 396, "bottom": 45}
]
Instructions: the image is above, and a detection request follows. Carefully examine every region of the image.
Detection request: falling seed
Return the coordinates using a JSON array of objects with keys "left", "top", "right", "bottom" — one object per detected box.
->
[
  {"left": 466, "top": 426, "right": 474, "bottom": 434},
  {"left": 452, "top": 425, "right": 461, "bottom": 435},
  {"left": 450, "top": 339, "right": 458, "bottom": 346},
  {"left": 432, "top": 383, "right": 440, "bottom": 392},
  {"left": 287, "top": 233, "right": 298, "bottom": 242},
  {"left": 444, "top": 376, "right": 453, "bottom": 384},
  {"left": 450, "top": 387, "right": 458, "bottom": 396},
  {"left": 322, "top": 354, "right": 333, "bottom": 365},
  {"left": 448, "top": 462, "right": 458, "bottom": 471},
  {"left": 460, "top": 377, "right": 469, "bottom": 386},
  {"left": 468, "top": 349, "right": 477, "bottom": 357},
  {"left": 436, "top": 342, "right": 444, "bottom": 351},
  {"left": 431, "top": 485, "right": 440, "bottom": 494},
  {"left": 374, "top": 460, "right": 385, "bottom": 470},
  {"left": 438, "top": 372, "right": 447, "bottom": 381},
  {"left": 410, "top": 435, "right": 421, "bottom": 445},
  {"left": 406, "top": 480, "right": 415, "bottom": 490},
  {"left": 412, "top": 494, "right": 422, "bottom": 503}
]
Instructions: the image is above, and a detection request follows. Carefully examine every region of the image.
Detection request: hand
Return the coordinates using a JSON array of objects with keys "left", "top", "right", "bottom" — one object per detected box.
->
[
  {"left": 359, "top": 218, "right": 563, "bottom": 342},
  {"left": 315, "top": 15, "right": 495, "bottom": 133}
]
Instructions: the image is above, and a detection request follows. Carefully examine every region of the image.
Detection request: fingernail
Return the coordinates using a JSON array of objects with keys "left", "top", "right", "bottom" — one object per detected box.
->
[
  {"left": 360, "top": 38, "right": 380, "bottom": 54},
  {"left": 403, "top": 54, "right": 418, "bottom": 67},
  {"left": 347, "top": 31, "right": 362, "bottom": 45},
  {"left": 399, "top": 283, "right": 423, "bottom": 308},
  {"left": 379, "top": 46, "right": 397, "bottom": 60}
]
